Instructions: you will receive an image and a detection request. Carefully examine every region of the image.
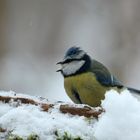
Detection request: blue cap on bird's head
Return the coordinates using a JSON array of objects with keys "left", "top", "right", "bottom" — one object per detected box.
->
[
  {"left": 57, "top": 46, "right": 85, "bottom": 65},
  {"left": 64, "top": 46, "right": 82, "bottom": 58}
]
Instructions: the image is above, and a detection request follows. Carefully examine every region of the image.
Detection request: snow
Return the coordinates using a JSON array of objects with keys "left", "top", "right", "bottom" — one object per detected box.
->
[
  {"left": 0, "top": 90, "right": 140, "bottom": 140},
  {"left": 0, "top": 91, "right": 96, "bottom": 140},
  {"left": 94, "top": 89, "right": 140, "bottom": 140},
  {"left": 0, "top": 90, "right": 49, "bottom": 103}
]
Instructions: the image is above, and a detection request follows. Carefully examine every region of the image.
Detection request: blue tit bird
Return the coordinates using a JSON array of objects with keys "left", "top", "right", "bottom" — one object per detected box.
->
[{"left": 57, "top": 47, "right": 140, "bottom": 107}]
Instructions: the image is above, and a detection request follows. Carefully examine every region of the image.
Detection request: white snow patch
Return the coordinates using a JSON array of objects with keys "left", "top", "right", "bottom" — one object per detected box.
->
[
  {"left": 0, "top": 91, "right": 95, "bottom": 140},
  {"left": 0, "top": 90, "right": 140, "bottom": 140},
  {"left": 94, "top": 89, "right": 140, "bottom": 140}
]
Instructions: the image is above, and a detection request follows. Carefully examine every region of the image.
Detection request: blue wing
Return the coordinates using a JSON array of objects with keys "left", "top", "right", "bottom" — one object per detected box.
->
[
  {"left": 90, "top": 59, "right": 123, "bottom": 87},
  {"left": 90, "top": 59, "right": 140, "bottom": 94}
]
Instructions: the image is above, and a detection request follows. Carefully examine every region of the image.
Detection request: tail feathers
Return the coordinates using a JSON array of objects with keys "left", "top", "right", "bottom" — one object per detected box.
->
[{"left": 127, "top": 87, "right": 140, "bottom": 94}]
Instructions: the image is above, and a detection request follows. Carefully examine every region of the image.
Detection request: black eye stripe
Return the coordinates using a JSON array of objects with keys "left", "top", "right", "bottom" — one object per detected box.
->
[
  {"left": 63, "top": 58, "right": 81, "bottom": 64},
  {"left": 65, "top": 59, "right": 73, "bottom": 63}
]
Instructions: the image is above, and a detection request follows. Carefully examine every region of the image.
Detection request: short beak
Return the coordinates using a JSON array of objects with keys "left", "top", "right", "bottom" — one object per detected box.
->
[
  {"left": 56, "top": 69, "right": 62, "bottom": 72},
  {"left": 56, "top": 61, "right": 63, "bottom": 72},
  {"left": 56, "top": 56, "right": 69, "bottom": 72},
  {"left": 56, "top": 61, "right": 63, "bottom": 65},
  {"left": 56, "top": 56, "right": 70, "bottom": 65},
  {"left": 56, "top": 59, "right": 66, "bottom": 65}
]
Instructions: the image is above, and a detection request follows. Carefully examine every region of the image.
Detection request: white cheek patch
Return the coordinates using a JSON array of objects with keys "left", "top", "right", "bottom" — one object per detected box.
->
[{"left": 62, "top": 60, "right": 85, "bottom": 76}]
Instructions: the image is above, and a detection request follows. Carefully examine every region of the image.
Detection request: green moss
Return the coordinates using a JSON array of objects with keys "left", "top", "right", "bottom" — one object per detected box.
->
[
  {"left": 55, "top": 131, "right": 83, "bottom": 140},
  {"left": 27, "top": 134, "right": 39, "bottom": 140},
  {"left": 6, "top": 134, "right": 23, "bottom": 140},
  {"left": 6, "top": 133, "right": 40, "bottom": 140}
]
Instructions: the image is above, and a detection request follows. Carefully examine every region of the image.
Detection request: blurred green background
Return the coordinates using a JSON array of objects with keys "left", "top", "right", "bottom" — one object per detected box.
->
[{"left": 0, "top": 0, "right": 140, "bottom": 101}]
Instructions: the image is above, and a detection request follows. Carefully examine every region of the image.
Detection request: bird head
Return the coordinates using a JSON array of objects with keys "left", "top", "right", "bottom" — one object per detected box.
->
[{"left": 57, "top": 47, "right": 91, "bottom": 77}]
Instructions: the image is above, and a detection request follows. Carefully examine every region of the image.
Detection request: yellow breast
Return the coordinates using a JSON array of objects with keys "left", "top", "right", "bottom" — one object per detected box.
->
[{"left": 64, "top": 72, "right": 110, "bottom": 107}]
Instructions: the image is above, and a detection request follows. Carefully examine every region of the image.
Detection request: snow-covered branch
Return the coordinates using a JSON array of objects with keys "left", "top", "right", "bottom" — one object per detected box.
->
[
  {"left": 0, "top": 90, "right": 140, "bottom": 140},
  {"left": 0, "top": 92, "right": 103, "bottom": 118}
]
